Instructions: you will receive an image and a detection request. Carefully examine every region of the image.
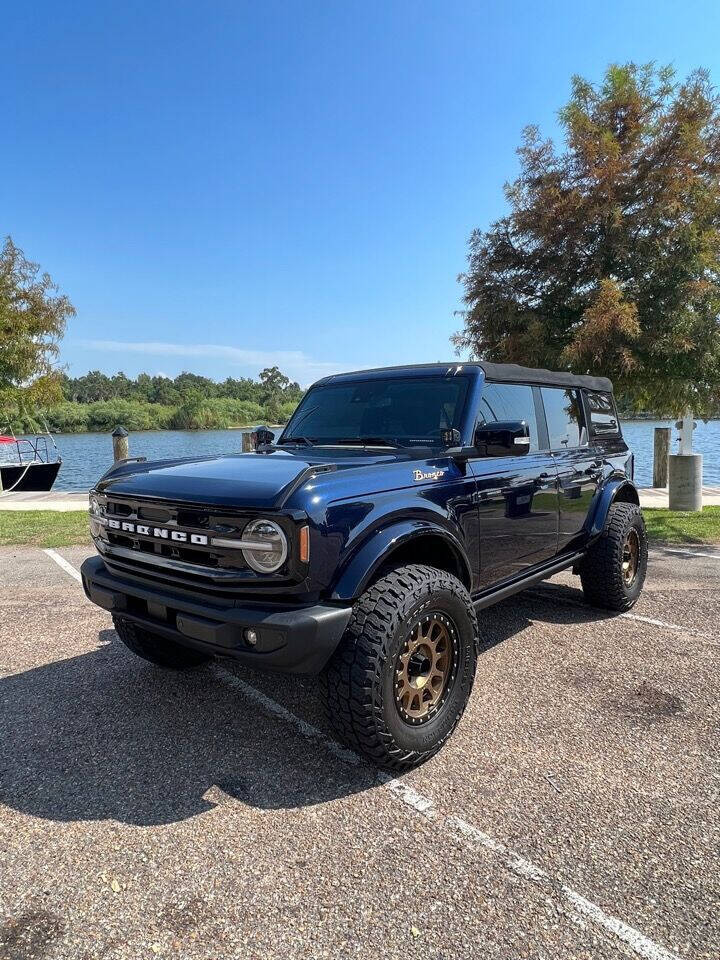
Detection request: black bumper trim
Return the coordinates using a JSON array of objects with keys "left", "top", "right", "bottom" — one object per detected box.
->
[{"left": 80, "top": 555, "right": 352, "bottom": 674}]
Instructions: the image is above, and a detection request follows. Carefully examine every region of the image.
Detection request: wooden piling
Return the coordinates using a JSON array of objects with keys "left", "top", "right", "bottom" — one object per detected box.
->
[
  {"left": 241, "top": 430, "right": 257, "bottom": 453},
  {"left": 653, "top": 426, "right": 671, "bottom": 487},
  {"left": 112, "top": 426, "right": 129, "bottom": 462}
]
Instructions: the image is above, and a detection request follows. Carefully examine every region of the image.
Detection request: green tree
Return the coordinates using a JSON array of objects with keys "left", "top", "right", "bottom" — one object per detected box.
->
[
  {"left": 258, "top": 365, "right": 291, "bottom": 403},
  {"left": 454, "top": 64, "right": 720, "bottom": 416},
  {"left": 0, "top": 236, "right": 75, "bottom": 410}
]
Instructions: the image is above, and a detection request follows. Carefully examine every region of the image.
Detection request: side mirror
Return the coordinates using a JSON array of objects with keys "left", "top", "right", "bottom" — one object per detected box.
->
[
  {"left": 475, "top": 420, "right": 531, "bottom": 457},
  {"left": 254, "top": 426, "right": 275, "bottom": 449}
]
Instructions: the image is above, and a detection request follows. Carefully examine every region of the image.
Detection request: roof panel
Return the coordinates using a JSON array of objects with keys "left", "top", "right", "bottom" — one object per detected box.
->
[
  {"left": 477, "top": 361, "right": 613, "bottom": 392},
  {"left": 319, "top": 362, "right": 613, "bottom": 393}
]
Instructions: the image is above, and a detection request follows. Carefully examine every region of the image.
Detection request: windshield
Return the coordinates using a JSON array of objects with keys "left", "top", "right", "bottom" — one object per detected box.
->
[{"left": 280, "top": 375, "right": 471, "bottom": 446}]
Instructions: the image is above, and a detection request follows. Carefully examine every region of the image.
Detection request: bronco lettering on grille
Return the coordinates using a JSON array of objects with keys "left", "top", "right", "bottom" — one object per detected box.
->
[{"left": 104, "top": 517, "right": 209, "bottom": 546}]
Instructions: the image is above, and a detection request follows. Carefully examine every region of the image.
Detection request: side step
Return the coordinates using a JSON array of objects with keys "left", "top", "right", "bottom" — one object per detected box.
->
[{"left": 473, "top": 552, "right": 584, "bottom": 610}]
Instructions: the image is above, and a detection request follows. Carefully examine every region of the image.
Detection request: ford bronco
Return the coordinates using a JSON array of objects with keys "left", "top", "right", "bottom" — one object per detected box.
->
[{"left": 81, "top": 362, "right": 647, "bottom": 770}]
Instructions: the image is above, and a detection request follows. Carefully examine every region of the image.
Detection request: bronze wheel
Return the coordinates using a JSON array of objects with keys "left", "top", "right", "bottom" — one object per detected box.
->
[
  {"left": 322, "top": 564, "right": 479, "bottom": 770},
  {"left": 394, "top": 612, "right": 458, "bottom": 725},
  {"left": 622, "top": 528, "right": 640, "bottom": 586},
  {"left": 579, "top": 502, "right": 647, "bottom": 612}
]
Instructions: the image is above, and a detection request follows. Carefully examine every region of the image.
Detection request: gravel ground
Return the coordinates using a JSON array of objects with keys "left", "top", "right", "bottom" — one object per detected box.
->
[{"left": 0, "top": 544, "right": 718, "bottom": 960}]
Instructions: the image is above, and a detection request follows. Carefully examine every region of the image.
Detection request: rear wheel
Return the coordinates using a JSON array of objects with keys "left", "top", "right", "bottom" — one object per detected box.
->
[
  {"left": 322, "top": 564, "right": 478, "bottom": 771},
  {"left": 113, "top": 616, "right": 211, "bottom": 669},
  {"left": 579, "top": 502, "right": 648, "bottom": 611}
]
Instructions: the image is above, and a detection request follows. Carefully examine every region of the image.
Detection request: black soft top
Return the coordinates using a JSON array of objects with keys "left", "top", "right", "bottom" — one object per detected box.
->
[
  {"left": 321, "top": 362, "right": 613, "bottom": 393},
  {"left": 477, "top": 361, "right": 612, "bottom": 392}
]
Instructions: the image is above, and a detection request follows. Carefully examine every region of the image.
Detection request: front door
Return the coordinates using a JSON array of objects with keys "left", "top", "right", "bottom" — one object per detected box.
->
[
  {"left": 539, "top": 386, "right": 601, "bottom": 552},
  {"left": 470, "top": 382, "right": 560, "bottom": 588}
]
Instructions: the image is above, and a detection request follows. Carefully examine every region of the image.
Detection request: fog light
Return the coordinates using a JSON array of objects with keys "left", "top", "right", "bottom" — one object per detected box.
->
[{"left": 245, "top": 628, "right": 258, "bottom": 646}]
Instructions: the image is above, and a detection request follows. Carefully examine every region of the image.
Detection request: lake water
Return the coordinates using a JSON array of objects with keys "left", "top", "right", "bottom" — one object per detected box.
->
[{"left": 43, "top": 420, "right": 720, "bottom": 491}]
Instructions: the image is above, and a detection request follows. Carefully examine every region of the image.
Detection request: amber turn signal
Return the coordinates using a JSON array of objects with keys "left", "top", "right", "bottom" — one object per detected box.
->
[{"left": 298, "top": 524, "right": 310, "bottom": 564}]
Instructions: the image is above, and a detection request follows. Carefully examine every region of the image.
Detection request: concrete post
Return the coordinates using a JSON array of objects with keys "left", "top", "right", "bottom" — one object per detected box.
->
[
  {"left": 653, "top": 427, "right": 671, "bottom": 488},
  {"left": 668, "top": 411, "right": 702, "bottom": 511},
  {"left": 112, "top": 426, "right": 129, "bottom": 462},
  {"left": 677, "top": 412, "right": 696, "bottom": 455},
  {"left": 668, "top": 454, "right": 703, "bottom": 511}
]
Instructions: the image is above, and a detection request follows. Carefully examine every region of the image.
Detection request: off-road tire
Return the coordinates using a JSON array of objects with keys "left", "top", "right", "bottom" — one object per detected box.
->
[
  {"left": 579, "top": 502, "right": 648, "bottom": 611},
  {"left": 322, "top": 564, "right": 479, "bottom": 771},
  {"left": 113, "top": 615, "right": 211, "bottom": 669}
]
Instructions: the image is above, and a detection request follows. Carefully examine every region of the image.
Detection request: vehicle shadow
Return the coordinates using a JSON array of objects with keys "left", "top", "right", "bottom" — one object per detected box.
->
[
  {"left": 519, "top": 581, "right": 633, "bottom": 624},
  {"left": 0, "top": 602, "right": 542, "bottom": 828}
]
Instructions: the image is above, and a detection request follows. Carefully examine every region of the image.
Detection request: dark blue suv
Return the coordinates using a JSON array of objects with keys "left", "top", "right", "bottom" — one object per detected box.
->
[{"left": 81, "top": 362, "right": 647, "bottom": 770}]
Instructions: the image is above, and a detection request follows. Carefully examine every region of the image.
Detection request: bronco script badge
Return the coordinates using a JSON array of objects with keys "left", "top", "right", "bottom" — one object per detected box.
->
[{"left": 413, "top": 468, "right": 446, "bottom": 482}]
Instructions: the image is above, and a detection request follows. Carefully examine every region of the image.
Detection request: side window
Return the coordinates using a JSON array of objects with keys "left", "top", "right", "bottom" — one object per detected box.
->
[
  {"left": 540, "top": 388, "right": 586, "bottom": 449},
  {"left": 477, "top": 382, "right": 539, "bottom": 452},
  {"left": 586, "top": 391, "right": 619, "bottom": 436}
]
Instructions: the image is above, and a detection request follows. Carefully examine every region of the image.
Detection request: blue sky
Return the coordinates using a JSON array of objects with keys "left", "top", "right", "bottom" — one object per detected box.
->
[{"left": 3, "top": 1, "right": 720, "bottom": 387}]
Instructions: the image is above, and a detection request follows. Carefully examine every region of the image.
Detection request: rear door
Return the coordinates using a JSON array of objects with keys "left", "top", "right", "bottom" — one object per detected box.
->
[
  {"left": 470, "top": 381, "right": 560, "bottom": 587},
  {"left": 539, "top": 387, "right": 602, "bottom": 552}
]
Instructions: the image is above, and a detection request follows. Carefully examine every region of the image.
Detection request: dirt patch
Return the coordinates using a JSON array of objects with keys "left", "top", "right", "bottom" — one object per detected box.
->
[
  {"left": 614, "top": 680, "right": 684, "bottom": 722},
  {"left": 0, "top": 910, "right": 63, "bottom": 960}
]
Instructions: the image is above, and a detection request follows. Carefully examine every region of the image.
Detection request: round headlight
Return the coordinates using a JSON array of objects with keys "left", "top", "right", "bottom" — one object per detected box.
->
[{"left": 241, "top": 519, "right": 288, "bottom": 574}]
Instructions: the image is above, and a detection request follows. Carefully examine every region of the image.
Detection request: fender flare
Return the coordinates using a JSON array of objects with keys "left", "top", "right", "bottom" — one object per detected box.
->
[
  {"left": 330, "top": 519, "right": 472, "bottom": 602},
  {"left": 586, "top": 477, "right": 640, "bottom": 538}
]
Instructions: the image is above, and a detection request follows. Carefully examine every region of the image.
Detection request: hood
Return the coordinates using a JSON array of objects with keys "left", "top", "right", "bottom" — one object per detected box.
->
[{"left": 95, "top": 448, "right": 404, "bottom": 509}]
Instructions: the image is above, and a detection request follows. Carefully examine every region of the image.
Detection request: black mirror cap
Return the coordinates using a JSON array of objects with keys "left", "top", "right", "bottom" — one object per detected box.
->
[
  {"left": 255, "top": 426, "right": 276, "bottom": 448},
  {"left": 474, "top": 420, "right": 531, "bottom": 457}
]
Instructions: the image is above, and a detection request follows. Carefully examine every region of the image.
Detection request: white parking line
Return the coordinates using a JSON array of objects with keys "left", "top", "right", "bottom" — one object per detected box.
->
[
  {"left": 526, "top": 588, "right": 718, "bottom": 644},
  {"left": 45, "top": 549, "right": 685, "bottom": 960},
  {"left": 661, "top": 547, "right": 720, "bottom": 560},
  {"left": 448, "top": 817, "right": 680, "bottom": 960},
  {"left": 214, "top": 665, "right": 685, "bottom": 960},
  {"left": 44, "top": 547, "right": 83, "bottom": 584}
]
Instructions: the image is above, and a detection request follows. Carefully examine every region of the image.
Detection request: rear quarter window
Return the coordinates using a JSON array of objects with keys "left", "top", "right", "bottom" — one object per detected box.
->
[{"left": 586, "top": 391, "right": 620, "bottom": 437}]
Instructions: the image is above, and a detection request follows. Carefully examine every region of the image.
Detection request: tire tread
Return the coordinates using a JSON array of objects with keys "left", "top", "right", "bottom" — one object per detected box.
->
[
  {"left": 579, "top": 502, "right": 647, "bottom": 611},
  {"left": 321, "top": 564, "right": 478, "bottom": 771},
  {"left": 113, "top": 616, "right": 211, "bottom": 669}
]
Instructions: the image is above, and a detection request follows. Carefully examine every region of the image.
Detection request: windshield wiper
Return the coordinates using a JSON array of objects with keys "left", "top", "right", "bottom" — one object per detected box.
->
[
  {"left": 277, "top": 436, "right": 315, "bottom": 447},
  {"left": 332, "top": 437, "right": 403, "bottom": 449}
]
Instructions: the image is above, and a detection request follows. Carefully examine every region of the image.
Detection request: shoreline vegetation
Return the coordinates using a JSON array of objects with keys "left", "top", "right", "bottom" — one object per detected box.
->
[
  {"left": 2, "top": 507, "right": 719, "bottom": 549},
  {"left": 6, "top": 368, "right": 304, "bottom": 434},
  {"left": 14, "top": 396, "right": 297, "bottom": 434}
]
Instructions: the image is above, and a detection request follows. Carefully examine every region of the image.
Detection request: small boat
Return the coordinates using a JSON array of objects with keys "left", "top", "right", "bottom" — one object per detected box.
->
[{"left": 0, "top": 427, "right": 62, "bottom": 493}]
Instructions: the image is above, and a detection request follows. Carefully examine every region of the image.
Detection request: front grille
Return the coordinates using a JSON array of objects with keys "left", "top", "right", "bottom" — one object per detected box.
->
[
  {"left": 106, "top": 531, "right": 220, "bottom": 567},
  {"left": 92, "top": 495, "right": 296, "bottom": 590}
]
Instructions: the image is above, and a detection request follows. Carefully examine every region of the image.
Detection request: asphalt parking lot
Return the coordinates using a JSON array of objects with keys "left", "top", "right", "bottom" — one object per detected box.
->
[{"left": 0, "top": 545, "right": 718, "bottom": 960}]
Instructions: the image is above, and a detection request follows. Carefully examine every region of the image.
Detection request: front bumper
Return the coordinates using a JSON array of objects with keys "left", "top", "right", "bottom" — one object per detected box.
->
[{"left": 80, "top": 555, "right": 352, "bottom": 674}]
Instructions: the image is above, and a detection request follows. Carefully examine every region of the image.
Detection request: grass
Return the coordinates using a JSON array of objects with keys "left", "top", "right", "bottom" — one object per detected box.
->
[
  {"left": 1, "top": 506, "right": 719, "bottom": 550},
  {"left": 643, "top": 506, "right": 720, "bottom": 545},
  {"left": 0, "top": 510, "right": 91, "bottom": 547}
]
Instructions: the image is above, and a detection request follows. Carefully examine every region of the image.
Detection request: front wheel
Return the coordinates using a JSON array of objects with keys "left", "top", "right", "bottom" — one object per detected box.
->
[
  {"left": 579, "top": 502, "right": 648, "bottom": 611},
  {"left": 322, "top": 564, "right": 478, "bottom": 771}
]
